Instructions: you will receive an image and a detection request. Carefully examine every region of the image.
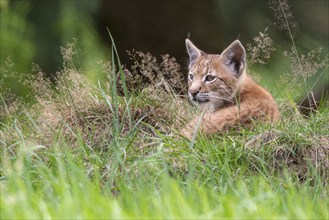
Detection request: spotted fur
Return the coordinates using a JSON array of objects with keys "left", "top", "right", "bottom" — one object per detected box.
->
[{"left": 181, "top": 39, "right": 280, "bottom": 139}]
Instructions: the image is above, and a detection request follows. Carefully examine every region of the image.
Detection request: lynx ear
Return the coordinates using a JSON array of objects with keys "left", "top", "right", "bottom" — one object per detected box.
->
[
  {"left": 186, "top": 39, "right": 202, "bottom": 66},
  {"left": 221, "top": 40, "right": 246, "bottom": 77}
]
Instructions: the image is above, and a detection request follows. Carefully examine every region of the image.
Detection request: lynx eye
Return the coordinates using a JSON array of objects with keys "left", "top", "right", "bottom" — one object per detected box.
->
[
  {"left": 188, "top": 73, "right": 194, "bottom": 81},
  {"left": 205, "top": 75, "right": 216, "bottom": 82}
]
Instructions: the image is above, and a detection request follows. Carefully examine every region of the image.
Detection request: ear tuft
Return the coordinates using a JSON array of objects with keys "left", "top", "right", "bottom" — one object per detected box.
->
[
  {"left": 185, "top": 39, "right": 202, "bottom": 66},
  {"left": 221, "top": 40, "right": 246, "bottom": 76}
]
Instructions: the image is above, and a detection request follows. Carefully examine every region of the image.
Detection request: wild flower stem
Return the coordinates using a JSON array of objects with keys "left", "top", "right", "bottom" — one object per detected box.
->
[
  {"left": 63, "top": 76, "right": 83, "bottom": 126},
  {"left": 189, "top": 108, "right": 206, "bottom": 149},
  {"left": 278, "top": 0, "right": 314, "bottom": 107}
]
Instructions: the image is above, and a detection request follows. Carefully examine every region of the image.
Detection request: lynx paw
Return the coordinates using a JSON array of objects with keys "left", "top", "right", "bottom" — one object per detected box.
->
[{"left": 180, "top": 127, "right": 194, "bottom": 140}]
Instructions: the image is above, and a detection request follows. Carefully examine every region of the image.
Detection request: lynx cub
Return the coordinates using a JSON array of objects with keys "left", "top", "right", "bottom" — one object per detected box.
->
[{"left": 181, "top": 39, "right": 279, "bottom": 139}]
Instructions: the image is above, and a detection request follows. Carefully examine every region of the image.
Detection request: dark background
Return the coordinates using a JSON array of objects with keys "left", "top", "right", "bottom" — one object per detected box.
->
[{"left": 1, "top": 0, "right": 328, "bottom": 100}]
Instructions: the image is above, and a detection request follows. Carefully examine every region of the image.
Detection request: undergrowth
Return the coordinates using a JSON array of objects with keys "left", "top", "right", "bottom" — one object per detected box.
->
[{"left": 1, "top": 2, "right": 329, "bottom": 219}]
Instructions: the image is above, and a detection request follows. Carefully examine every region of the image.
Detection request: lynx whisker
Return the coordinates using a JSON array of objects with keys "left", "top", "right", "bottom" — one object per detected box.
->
[{"left": 209, "top": 94, "right": 233, "bottom": 102}]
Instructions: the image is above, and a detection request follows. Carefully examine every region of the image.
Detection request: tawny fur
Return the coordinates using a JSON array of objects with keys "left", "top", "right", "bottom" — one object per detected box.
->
[{"left": 181, "top": 39, "right": 279, "bottom": 139}]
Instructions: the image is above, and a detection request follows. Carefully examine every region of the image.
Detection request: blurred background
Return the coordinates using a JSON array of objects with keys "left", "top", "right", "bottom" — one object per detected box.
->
[{"left": 1, "top": 0, "right": 328, "bottom": 102}]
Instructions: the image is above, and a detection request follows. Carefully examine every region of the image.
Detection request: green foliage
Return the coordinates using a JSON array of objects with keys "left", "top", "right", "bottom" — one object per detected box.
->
[
  {"left": 0, "top": 0, "right": 107, "bottom": 100},
  {"left": 58, "top": 1, "right": 108, "bottom": 84},
  {"left": 0, "top": 1, "right": 35, "bottom": 98},
  {"left": 0, "top": 1, "right": 35, "bottom": 71}
]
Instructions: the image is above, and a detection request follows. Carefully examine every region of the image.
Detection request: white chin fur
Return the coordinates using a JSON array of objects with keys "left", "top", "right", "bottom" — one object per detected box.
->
[
  {"left": 191, "top": 100, "right": 219, "bottom": 112},
  {"left": 188, "top": 93, "right": 222, "bottom": 112}
]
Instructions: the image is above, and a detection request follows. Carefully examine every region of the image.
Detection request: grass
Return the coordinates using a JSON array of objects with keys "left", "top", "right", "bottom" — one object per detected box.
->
[
  {"left": 1, "top": 50, "right": 328, "bottom": 219},
  {"left": 1, "top": 123, "right": 328, "bottom": 219},
  {"left": 1, "top": 162, "right": 327, "bottom": 219},
  {"left": 1, "top": 8, "right": 329, "bottom": 219},
  {"left": 1, "top": 117, "right": 328, "bottom": 219}
]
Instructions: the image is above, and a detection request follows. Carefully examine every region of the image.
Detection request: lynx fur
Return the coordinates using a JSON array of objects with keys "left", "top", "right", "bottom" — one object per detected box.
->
[{"left": 181, "top": 39, "right": 279, "bottom": 139}]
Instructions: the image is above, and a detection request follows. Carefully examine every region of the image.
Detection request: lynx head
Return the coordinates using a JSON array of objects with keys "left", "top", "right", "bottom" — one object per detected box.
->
[{"left": 185, "top": 39, "right": 247, "bottom": 111}]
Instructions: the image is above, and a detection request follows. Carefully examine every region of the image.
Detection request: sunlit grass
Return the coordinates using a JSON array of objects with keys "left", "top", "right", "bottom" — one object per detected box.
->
[{"left": 1, "top": 134, "right": 328, "bottom": 219}]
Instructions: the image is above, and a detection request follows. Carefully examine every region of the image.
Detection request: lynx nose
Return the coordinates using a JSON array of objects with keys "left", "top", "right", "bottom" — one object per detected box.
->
[{"left": 189, "top": 89, "right": 199, "bottom": 98}]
